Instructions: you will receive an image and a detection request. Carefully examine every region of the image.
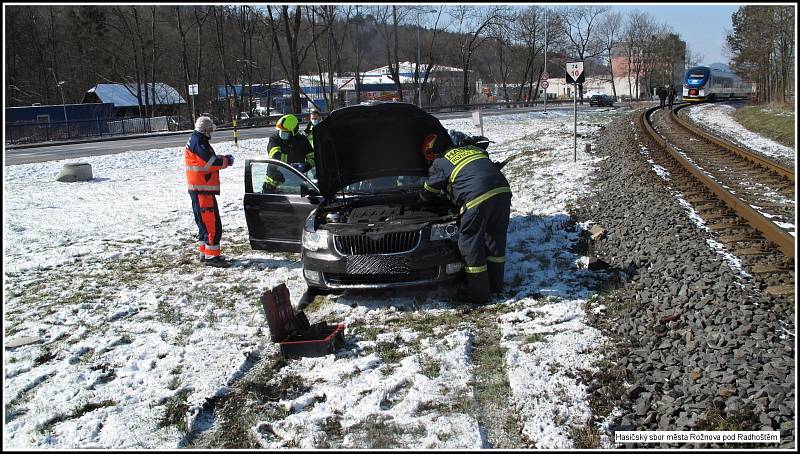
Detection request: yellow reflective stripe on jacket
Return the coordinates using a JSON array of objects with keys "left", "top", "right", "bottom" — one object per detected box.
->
[
  {"left": 264, "top": 175, "right": 281, "bottom": 187},
  {"left": 450, "top": 154, "right": 488, "bottom": 184},
  {"left": 268, "top": 146, "right": 281, "bottom": 159},
  {"left": 444, "top": 147, "right": 486, "bottom": 165},
  {"left": 465, "top": 265, "right": 487, "bottom": 273},
  {"left": 423, "top": 182, "right": 442, "bottom": 193},
  {"left": 461, "top": 186, "right": 511, "bottom": 213},
  {"left": 487, "top": 256, "right": 505, "bottom": 263}
]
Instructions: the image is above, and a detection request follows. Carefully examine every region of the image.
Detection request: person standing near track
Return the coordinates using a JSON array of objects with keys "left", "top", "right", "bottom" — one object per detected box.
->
[
  {"left": 668, "top": 84, "right": 677, "bottom": 110},
  {"left": 658, "top": 85, "right": 667, "bottom": 109},
  {"left": 184, "top": 116, "right": 234, "bottom": 267}
]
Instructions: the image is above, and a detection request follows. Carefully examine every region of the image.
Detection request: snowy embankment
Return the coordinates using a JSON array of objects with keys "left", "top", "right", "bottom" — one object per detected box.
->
[
  {"left": 4, "top": 107, "right": 624, "bottom": 448},
  {"left": 685, "top": 103, "right": 795, "bottom": 162}
]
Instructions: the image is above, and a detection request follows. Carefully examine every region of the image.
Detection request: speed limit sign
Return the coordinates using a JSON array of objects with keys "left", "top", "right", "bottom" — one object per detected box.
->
[{"left": 541, "top": 80, "right": 549, "bottom": 89}]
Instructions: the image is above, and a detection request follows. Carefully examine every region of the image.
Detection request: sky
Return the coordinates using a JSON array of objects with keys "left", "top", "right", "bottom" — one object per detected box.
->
[
  {"left": 610, "top": 3, "right": 741, "bottom": 65},
  {"left": 412, "top": 3, "right": 743, "bottom": 66}
]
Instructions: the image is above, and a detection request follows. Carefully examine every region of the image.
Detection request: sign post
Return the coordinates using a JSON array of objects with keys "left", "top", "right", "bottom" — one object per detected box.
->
[
  {"left": 565, "top": 62, "right": 585, "bottom": 162},
  {"left": 543, "top": 6, "right": 548, "bottom": 113},
  {"left": 188, "top": 83, "right": 199, "bottom": 123},
  {"left": 541, "top": 73, "right": 549, "bottom": 113},
  {"left": 472, "top": 109, "right": 484, "bottom": 137}
]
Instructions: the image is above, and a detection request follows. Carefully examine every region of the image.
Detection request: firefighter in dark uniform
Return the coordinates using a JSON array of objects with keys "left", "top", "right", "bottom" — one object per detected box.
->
[
  {"left": 263, "top": 114, "right": 315, "bottom": 192},
  {"left": 420, "top": 130, "right": 512, "bottom": 303}
]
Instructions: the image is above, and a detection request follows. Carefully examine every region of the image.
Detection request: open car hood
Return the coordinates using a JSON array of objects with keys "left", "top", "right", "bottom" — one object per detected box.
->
[{"left": 312, "top": 103, "right": 447, "bottom": 198}]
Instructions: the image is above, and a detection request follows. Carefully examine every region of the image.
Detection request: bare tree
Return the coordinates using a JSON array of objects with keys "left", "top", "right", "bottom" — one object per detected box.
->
[
  {"left": 623, "top": 11, "right": 654, "bottom": 100},
  {"left": 310, "top": 5, "right": 351, "bottom": 111},
  {"left": 192, "top": 6, "right": 211, "bottom": 113},
  {"left": 406, "top": 6, "right": 447, "bottom": 106},
  {"left": 557, "top": 5, "right": 609, "bottom": 102},
  {"left": 491, "top": 17, "right": 515, "bottom": 103},
  {"left": 448, "top": 5, "right": 505, "bottom": 105},
  {"left": 372, "top": 5, "right": 409, "bottom": 100},
  {"left": 597, "top": 11, "right": 623, "bottom": 99},
  {"left": 264, "top": 5, "right": 327, "bottom": 114},
  {"left": 175, "top": 6, "right": 193, "bottom": 119},
  {"left": 684, "top": 47, "right": 704, "bottom": 69}
]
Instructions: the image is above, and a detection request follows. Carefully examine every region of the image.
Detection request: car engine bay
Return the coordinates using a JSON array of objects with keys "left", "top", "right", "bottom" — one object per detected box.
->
[{"left": 316, "top": 194, "right": 457, "bottom": 234}]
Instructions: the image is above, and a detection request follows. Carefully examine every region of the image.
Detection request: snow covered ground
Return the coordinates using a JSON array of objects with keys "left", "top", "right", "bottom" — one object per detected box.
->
[
  {"left": 4, "top": 107, "right": 625, "bottom": 448},
  {"left": 685, "top": 103, "right": 795, "bottom": 162}
]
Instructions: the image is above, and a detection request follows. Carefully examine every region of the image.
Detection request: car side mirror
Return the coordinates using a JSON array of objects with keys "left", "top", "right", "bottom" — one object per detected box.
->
[{"left": 301, "top": 184, "right": 320, "bottom": 198}]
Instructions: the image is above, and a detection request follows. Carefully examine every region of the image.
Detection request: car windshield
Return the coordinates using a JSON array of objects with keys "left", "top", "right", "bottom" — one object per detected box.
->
[{"left": 340, "top": 175, "right": 426, "bottom": 194}]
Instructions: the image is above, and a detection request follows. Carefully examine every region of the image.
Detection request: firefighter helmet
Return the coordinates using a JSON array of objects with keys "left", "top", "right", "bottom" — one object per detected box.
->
[
  {"left": 422, "top": 133, "right": 438, "bottom": 162},
  {"left": 276, "top": 114, "right": 299, "bottom": 134}
]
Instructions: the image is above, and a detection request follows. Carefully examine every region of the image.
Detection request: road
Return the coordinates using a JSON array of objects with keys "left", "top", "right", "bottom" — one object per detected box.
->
[{"left": 4, "top": 104, "right": 611, "bottom": 165}]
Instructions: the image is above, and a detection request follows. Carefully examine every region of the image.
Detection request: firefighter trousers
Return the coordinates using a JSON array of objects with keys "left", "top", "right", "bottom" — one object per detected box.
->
[
  {"left": 190, "top": 192, "right": 222, "bottom": 257},
  {"left": 458, "top": 191, "right": 512, "bottom": 302}
]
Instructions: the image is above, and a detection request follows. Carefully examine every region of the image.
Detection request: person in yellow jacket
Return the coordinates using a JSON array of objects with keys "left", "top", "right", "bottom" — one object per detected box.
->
[
  {"left": 184, "top": 116, "right": 234, "bottom": 267},
  {"left": 263, "top": 114, "right": 315, "bottom": 192}
]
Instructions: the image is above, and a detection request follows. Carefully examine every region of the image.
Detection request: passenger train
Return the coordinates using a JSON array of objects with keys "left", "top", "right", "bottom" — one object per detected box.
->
[{"left": 682, "top": 66, "right": 753, "bottom": 101}]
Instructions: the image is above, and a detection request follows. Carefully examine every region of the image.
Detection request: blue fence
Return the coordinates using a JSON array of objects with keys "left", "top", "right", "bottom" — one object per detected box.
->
[{"left": 5, "top": 115, "right": 192, "bottom": 145}]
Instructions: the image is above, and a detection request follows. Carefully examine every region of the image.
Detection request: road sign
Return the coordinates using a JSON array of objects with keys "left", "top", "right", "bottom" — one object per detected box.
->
[
  {"left": 565, "top": 62, "right": 585, "bottom": 84},
  {"left": 541, "top": 80, "right": 549, "bottom": 89},
  {"left": 541, "top": 72, "right": 549, "bottom": 81},
  {"left": 188, "top": 84, "right": 198, "bottom": 95}
]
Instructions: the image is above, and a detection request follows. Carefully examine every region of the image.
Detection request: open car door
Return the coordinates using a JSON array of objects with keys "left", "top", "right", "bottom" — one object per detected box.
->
[{"left": 243, "top": 159, "right": 322, "bottom": 252}]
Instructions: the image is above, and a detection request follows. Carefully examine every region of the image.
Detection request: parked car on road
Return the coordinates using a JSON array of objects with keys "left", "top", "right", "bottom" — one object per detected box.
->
[
  {"left": 243, "top": 103, "right": 464, "bottom": 293},
  {"left": 589, "top": 94, "right": 615, "bottom": 107}
]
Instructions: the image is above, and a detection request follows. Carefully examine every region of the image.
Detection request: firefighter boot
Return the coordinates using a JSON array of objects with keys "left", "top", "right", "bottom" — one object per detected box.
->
[{"left": 487, "top": 260, "right": 505, "bottom": 293}]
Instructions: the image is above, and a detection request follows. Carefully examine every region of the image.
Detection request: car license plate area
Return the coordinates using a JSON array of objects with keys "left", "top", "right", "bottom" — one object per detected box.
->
[{"left": 346, "top": 255, "right": 410, "bottom": 274}]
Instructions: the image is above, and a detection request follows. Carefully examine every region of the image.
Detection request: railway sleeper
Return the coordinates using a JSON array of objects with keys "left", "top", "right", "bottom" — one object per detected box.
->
[
  {"left": 686, "top": 194, "right": 714, "bottom": 203},
  {"left": 765, "top": 284, "right": 795, "bottom": 298},
  {"left": 695, "top": 202, "right": 724, "bottom": 211},
  {"left": 718, "top": 234, "right": 758, "bottom": 243},
  {"left": 750, "top": 260, "right": 794, "bottom": 274},
  {"left": 700, "top": 211, "right": 735, "bottom": 221}
]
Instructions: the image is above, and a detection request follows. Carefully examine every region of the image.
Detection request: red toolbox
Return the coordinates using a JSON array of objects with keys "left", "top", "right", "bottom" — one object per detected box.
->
[{"left": 260, "top": 283, "right": 345, "bottom": 358}]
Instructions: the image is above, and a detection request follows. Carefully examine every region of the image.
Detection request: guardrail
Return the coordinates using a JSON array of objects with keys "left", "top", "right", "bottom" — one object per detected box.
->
[
  {"left": 6, "top": 115, "right": 191, "bottom": 145},
  {"left": 7, "top": 96, "right": 650, "bottom": 146}
]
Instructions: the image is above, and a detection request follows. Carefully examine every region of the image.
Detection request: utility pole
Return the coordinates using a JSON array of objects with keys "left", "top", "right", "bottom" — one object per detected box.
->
[
  {"left": 417, "top": 22, "right": 422, "bottom": 108},
  {"left": 51, "top": 67, "right": 69, "bottom": 138},
  {"left": 416, "top": 8, "right": 436, "bottom": 109},
  {"left": 543, "top": 7, "right": 548, "bottom": 113}
]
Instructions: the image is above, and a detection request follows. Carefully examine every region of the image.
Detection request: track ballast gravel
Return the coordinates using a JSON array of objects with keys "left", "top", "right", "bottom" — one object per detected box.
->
[{"left": 571, "top": 112, "right": 795, "bottom": 449}]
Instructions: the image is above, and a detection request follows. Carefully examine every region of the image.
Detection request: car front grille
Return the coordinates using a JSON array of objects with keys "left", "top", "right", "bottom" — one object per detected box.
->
[
  {"left": 333, "top": 230, "right": 421, "bottom": 255},
  {"left": 324, "top": 267, "right": 439, "bottom": 286}
]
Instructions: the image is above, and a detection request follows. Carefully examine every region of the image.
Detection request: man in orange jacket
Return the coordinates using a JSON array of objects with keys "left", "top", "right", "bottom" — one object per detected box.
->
[{"left": 185, "top": 116, "right": 234, "bottom": 267}]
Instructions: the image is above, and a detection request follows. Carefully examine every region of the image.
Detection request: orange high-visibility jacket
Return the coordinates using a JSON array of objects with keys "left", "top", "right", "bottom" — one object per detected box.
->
[{"left": 184, "top": 130, "right": 230, "bottom": 194}]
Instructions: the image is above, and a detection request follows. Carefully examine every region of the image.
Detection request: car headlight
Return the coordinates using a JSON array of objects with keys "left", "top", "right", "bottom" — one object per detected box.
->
[
  {"left": 302, "top": 216, "right": 329, "bottom": 251},
  {"left": 430, "top": 222, "right": 459, "bottom": 241}
]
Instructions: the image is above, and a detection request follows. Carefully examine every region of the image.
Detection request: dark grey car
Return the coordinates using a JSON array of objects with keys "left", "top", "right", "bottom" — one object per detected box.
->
[{"left": 244, "top": 103, "right": 465, "bottom": 291}]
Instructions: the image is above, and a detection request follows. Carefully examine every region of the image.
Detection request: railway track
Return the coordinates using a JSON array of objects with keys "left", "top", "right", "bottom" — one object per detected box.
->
[{"left": 638, "top": 101, "right": 795, "bottom": 300}]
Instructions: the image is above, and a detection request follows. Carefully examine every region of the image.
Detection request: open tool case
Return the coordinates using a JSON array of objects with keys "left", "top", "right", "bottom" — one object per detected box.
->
[{"left": 260, "top": 283, "right": 345, "bottom": 358}]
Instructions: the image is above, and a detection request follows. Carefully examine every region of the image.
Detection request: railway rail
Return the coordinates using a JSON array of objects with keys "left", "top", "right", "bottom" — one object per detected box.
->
[{"left": 638, "top": 101, "right": 795, "bottom": 299}]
